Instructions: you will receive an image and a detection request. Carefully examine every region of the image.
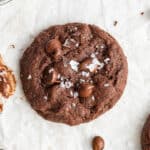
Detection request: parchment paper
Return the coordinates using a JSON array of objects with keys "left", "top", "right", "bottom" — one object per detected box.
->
[{"left": 0, "top": 0, "right": 150, "bottom": 149}]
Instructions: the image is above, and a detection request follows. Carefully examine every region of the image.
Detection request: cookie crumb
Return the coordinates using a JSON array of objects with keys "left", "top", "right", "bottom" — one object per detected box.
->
[
  {"left": 20, "top": 96, "right": 25, "bottom": 100},
  {"left": 9, "top": 44, "right": 15, "bottom": 49},
  {"left": 140, "top": 12, "right": 144, "bottom": 15},
  {"left": 113, "top": 21, "right": 118, "bottom": 26}
]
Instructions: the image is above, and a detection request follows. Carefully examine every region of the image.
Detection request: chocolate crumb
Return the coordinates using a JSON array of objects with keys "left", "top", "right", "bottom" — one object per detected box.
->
[
  {"left": 113, "top": 21, "right": 118, "bottom": 26},
  {"left": 140, "top": 12, "right": 144, "bottom": 15},
  {"left": 9, "top": 44, "right": 15, "bottom": 49}
]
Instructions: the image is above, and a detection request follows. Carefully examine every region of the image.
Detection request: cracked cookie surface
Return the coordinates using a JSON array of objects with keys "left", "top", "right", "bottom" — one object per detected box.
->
[{"left": 20, "top": 23, "right": 128, "bottom": 125}]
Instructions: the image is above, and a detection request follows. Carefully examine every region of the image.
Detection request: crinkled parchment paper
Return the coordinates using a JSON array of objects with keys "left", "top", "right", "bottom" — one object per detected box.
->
[{"left": 0, "top": 0, "right": 150, "bottom": 149}]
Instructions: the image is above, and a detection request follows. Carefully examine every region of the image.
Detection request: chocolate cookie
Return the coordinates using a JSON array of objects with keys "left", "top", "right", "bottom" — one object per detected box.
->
[
  {"left": 141, "top": 115, "right": 150, "bottom": 150},
  {"left": 20, "top": 23, "right": 128, "bottom": 125}
]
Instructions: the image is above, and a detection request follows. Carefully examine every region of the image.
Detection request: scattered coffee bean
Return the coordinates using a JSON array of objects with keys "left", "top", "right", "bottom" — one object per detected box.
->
[{"left": 92, "top": 136, "right": 104, "bottom": 150}]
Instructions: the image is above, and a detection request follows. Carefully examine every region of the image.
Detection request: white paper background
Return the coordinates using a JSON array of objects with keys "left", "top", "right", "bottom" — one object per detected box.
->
[{"left": 0, "top": 0, "right": 150, "bottom": 150}]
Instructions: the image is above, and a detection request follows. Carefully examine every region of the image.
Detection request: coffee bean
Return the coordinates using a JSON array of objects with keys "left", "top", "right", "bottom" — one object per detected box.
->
[
  {"left": 46, "top": 39, "right": 62, "bottom": 59},
  {"left": 78, "top": 83, "right": 94, "bottom": 98},
  {"left": 92, "top": 136, "right": 104, "bottom": 150}
]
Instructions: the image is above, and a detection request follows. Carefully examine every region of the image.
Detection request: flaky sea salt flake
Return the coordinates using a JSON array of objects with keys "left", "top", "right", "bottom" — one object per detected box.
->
[
  {"left": 27, "top": 74, "right": 32, "bottom": 80},
  {"left": 48, "top": 68, "right": 54, "bottom": 74},
  {"left": 70, "top": 90, "right": 73, "bottom": 96},
  {"left": 72, "top": 103, "right": 76, "bottom": 108},
  {"left": 104, "top": 83, "right": 110, "bottom": 87},
  {"left": 81, "top": 71, "right": 89, "bottom": 77},
  {"left": 80, "top": 79, "right": 85, "bottom": 83},
  {"left": 91, "top": 96, "right": 95, "bottom": 101},
  {"left": 44, "top": 96, "right": 48, "bottom": 100},
  {"left": 73, "top": 92, "right": 79, "bottom": 98},
  {"left": 69, "top": 60, "right": 79, "bottom": 71},
  {"left": 104, "top": 58, "right": 110, "bottom": 64},
  {"left": 87, "top": 57, "right": 104, "bottom": 72}
]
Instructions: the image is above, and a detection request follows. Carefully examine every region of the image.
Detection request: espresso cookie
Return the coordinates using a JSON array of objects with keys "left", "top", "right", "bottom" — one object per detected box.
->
[
  {"left": 141, "top": 115, "right": 150, "bottom": 150},
  {"left": 20, "top": 23, "right": 128, "bottom": 125}
]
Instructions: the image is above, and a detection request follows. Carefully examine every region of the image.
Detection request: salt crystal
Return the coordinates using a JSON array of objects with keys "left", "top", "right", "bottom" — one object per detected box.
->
[
  {"left": 48, "top": 68, "right": 54, "bottom": 73},
  {"left": 81, "top": 71, "right": 89, "bottom": 77},
  {"left": 104, "top": 83, "right": 110, "bottom": 87},
  {"left": 104, "top": 58, "right": 110, "bottom": 64},
  {"left": 60, "top": 76, "right": 64, "bottom": 81},
  {"left": 96, "top": 45, "right": 99, "bottom": 49},
  {"left": 63, "top": 39, "right": 70, "bottom": 47},
  {"left": 72, "top": 103, "right": 76, "bottom": 108},
  {"left": 100, "top": 44, "right": 105, "bottom": 49},
  {"left": 69, "top": 27, "right": 78, "bottom": 32},
  {"left": 90, "top": 80, "right": 93, "bottom": 83},
  {"left": 91, "top": 53, "right": 96, "bottom": 58},
  {"left": 60, "top": 82, "right": 65, "bottom": 88},
  {"left": 75, "top": 43, "right": 79, "bottom": 48},
  {"left": 95, "top": 51, "right": 99, "bottom": 55},
  {"left": 70, "top": 38, "right": 76, "bottom": 43},
  {"left": 63, "top": 38, "right": 76, "bottom": 47},
  {"left": 70, "top": 90, "right": 73, "bottom": 96},
  {"left": 27, "top": 74, "right": 32, "bottom": 80},
  {"left": 91, "top": 96, "right": 95, "bottom": 101},
  {"left": 90, "top": 35, "right": 93, "bottom": 39},
  {"left": 86, "top": 57, "right": 104, "bottom": 72},
  {"left": 65, "top": 81, "right": 73, "bottom": 89},
  {"left": 73, "top": 92, "right": 79, "bottom": 98},
  {"left": 57, "top": 74, "right": 61, "bottom": 79},
  {"left": 80, "top": 79, "right": 85, "bottom": 83},
  {"left": 44, "top": 96, "right": 48, "bottom": 100},
  {"left": 64, "top": 62, "right": 67, "bottom": 67},
  {"left": 60, "top": 80, "right": 73, "bottom": 89},
  {"left": 69, "top": 60, "right": 79, "bottom": 72}
]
